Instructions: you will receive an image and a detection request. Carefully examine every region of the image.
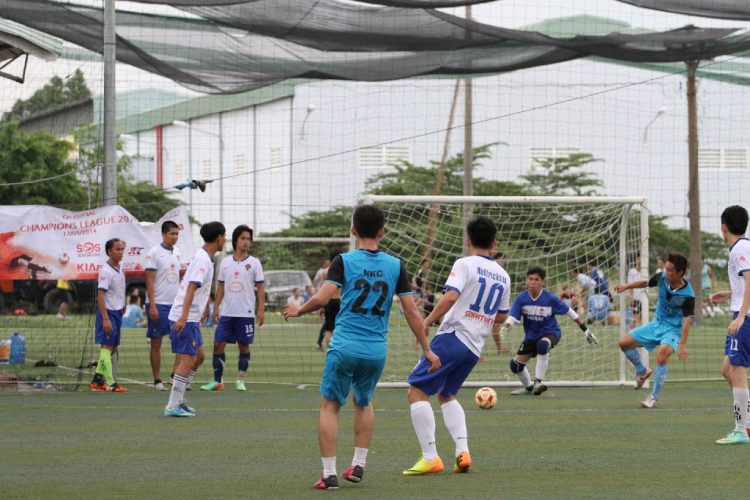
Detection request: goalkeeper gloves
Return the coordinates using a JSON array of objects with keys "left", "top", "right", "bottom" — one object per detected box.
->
[
  {"left": 585, "top": 329, "right": 598, "bottom": 344},
  {"left": 499, "top": 320, "right": 513, "bottom": 338}
]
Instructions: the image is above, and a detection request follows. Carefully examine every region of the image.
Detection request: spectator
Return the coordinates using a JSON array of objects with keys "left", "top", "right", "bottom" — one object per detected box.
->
[
  {"left": 303, "top": 285, "right": 314, "bottom": 303},
  {"left": 656, "top": 258, "right": 665, "bottom": 274},
  {"left": 55, "top": 279, "right": 71, "bottom": 321},
  {"left": 489, "top": 252, "right": 511, "bottom": 354},
  {"left": 560, "top": 286, "right": 579, "bottom": 309},
  {"left": 588, "top": 260, "right": 611, "bottom": 299},
  {"left": 571, "top": 267, "right": 596, "bottom": 312},
  {"left": 122, "top": 295, "right": 146, "bottom": 328},
  {"left": 313, "top": 259, "right": 330, "bottom": 292},
  {"left": 287, "top": 288, "right": 305, "bottom": 307},
  {"left": 701, "top": 258, "right": 717, "bottom": 317},
  {"left": 627, "top": 252, "right": 643, "bottom": 329},
  {"left": 587, "top": 292, "right": 611, "bottom": 326}
]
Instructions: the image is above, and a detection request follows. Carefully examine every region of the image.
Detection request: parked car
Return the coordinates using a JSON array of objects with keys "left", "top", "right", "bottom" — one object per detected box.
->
[{"left": 263, "top": 270, "right": 313, "bottom": 310}]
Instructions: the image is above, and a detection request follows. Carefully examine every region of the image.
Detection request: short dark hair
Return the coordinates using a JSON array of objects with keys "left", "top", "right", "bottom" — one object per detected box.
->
[
  {"left": 161, "top": 220, "right": 179, "bottom": 234},
  {"left": 667, "top": 252, "right": 688, "bottom": 276},
  {"left": 493, "top": 251, "right": 505, "bottom": 261},
  {"left": 329, "top": 248, "right": 343, "bottom": 261},
  {"left": 588, "top": 259, "right": 597, "bottom": 266},
  {"left": 105, "top": 238, "right": 122, "bottom": 256},
  {"left": 721, "top": 205, "right": 749, "bottom": 236},
  {"left": 527, "top": 266, "right": 546, "bottom": 280},
  {"left": 200, "top": 221, "right": 226, "bottom": 243},
  {"left": 466, "top": 216, "right": 497, "bottom": 250},
  {"left": 232, "top": 224, "right": 253, "bottom": 251},
  {"left": 353, "top": 204, "right": 385, "bottom": 239},
  {"left": 570, "top": 267, "right": 579, "bottom": 275}
]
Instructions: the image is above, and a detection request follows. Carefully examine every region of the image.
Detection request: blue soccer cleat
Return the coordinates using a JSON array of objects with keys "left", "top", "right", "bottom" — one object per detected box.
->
[
  {"left": 179, "top": 400, "right": 195, "bottom": 414},
  {"left": 164, "top": 406, "right": 194, "bottom": 417}
]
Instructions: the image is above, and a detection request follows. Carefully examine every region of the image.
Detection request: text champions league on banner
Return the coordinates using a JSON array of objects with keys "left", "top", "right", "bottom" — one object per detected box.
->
[{"left": 0, "top": 206, "right": 194, "bottom": 280}]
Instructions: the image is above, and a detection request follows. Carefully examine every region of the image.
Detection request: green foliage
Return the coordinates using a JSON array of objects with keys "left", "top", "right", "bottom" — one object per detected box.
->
[
  {"left": 0, "top": 122, "right": 86, "bottom": 207},
  {"left": 520, "top": 153, "right": 605, "bottom": 196},
  {"left": 2, "top": 70, "right": 91, "bottom": 123},
  {"left": 649, "top": 216, "right": 727, "bottom": 269},
  {"left": 273, "top": 206, "right": 352, "bottom": 238}
]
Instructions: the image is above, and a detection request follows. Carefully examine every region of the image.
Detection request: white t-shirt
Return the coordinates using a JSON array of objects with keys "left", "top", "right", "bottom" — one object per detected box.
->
[
  {"left": 728, "top": 238, "right": 750, "bottom": 314},
  {"left": 287, "top": 295, "right": 305, "bottom": 306},
  {"left": 435, "top": 254, "right": 511, "bottom": 357},
  {"left": 627, "top": 267, "right": 643, "bottom": 300},
  {"left": 577, "top": 273, "right": 595, "bottom": 291},
  {"left": 98, "top": 262, "right": 126, "bottom": 311},
  {"left": 145, "top": 243, "right": 182, "bottom": 305},
  {"left": 169, "top": 247, "right": 214, "bottom": 323},
  {"left": 217, "top": 254, "right": 264, "bottom": 318}
]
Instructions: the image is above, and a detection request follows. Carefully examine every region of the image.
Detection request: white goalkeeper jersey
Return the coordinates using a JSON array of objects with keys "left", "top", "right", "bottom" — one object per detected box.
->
[
  {"left": 98, "top": 262, "right": 126, "bottom": 311},
  {"left": 169, "top": 247, "right": 214, "bottom": 323},
  {"left": 217, "top": 254, "right": 264, "bottom": 318},
  {"left": 145, "top": 243, "right": 182, "bottom": 305},
  {"left": 435, "top": 254, "right": 511, "bottom": 357},
  {"left": 728, "top": 238, "right": 750, "bottom": 314}
]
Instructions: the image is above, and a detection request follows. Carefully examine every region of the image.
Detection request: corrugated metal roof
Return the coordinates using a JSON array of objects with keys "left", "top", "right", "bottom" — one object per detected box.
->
[
  {"left": 0, "top": 17, "right": 63, "bottom": 60},
  {"left": 520, "top": 14, "right": 652, "bottom": 37}
]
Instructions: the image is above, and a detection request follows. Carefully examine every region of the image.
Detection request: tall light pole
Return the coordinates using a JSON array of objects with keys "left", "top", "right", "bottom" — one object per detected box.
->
[
  {"left": 462, "top": 5, "right": 473, "bottom": 255},
  {"left": 642, "top": 107, "right": 666, "bottom": 147},
  {"left": 686, "top": 60, "right": 703, "bottom": 322},
  {"left": 102, "top": 0, "right": 116, "bottom": 206}
]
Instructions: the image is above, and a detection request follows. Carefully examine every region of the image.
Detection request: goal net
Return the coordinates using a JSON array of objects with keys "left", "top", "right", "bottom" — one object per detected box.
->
[{"left": 365, "top": 195, "right": 650, "bottom": 388}]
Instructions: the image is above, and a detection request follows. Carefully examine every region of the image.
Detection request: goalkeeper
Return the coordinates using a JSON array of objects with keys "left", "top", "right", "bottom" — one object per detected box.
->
[{"left": 501, "top": 266, "right": 597, "bottom": 396}]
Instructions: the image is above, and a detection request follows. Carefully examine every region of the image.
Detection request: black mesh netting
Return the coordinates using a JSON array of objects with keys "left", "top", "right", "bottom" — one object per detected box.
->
[
  {"left": 3, "top": 0, "right": 750, "bottom": 94},
  {"left": 617, "top": 0, "right": 750, "bottom": 21},
  {"left": 130, "top": 0, "right": 498, "bottom": 8}
]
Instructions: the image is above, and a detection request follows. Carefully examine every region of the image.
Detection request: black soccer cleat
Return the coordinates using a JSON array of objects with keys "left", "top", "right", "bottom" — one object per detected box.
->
[
  {"left": 342, "top": 465, "right": 363, "bottom": 483},
  {"left": 314, "top": 474, "right": 339, "bottom": 490},
  {"left": 533, "top": 384, "right": 547, "bottom": 396}
]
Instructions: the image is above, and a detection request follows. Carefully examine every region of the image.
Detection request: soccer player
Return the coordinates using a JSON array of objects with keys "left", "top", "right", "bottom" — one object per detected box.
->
[
  {"left": 164, "top": 221, "right": 226, "bottom": 417},
  {"left": 710, "top": 205, "right": 750, "bottom": 444},
  {"left": 89, "top": 238, "right": 128, "bottom": 393},
  {"left": 627, "top": 252, "right": 643, "bottom": 329},
  {"left": 403, "top": 216, "right": 510, "bottom": 476},
  {"left": 145, "top": 220, "right": 182, "bottom": 392},
  {"left": 201, "top": 225, "right": 265, "bottom": 392},
  {"left": 588, "top": 259, "right": 611, "bottom": 299},
  {"left": 614, "top": 252, "right": 693, "bottom": 409},
  {"left": 502, "top": 266, "right": 597, "bottom": 396},
  {"left": 701, "top": 258, "right": 717, "bottom": 318},
  {"left": 319, "top": 248, "right": 343, "bottom": 350},
  {"left": 489, "top": 251, "right": 511, "bottom": 354},
  {"left": 284, "top": 204, "right": 440, "bottom": 490},
  {"left": 570, "top": 266, "right": 595, "bottom": 312}
]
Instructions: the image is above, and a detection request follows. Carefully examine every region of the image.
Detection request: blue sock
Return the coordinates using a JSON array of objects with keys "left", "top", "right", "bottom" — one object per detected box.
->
[
  {"left": 213, "top": 353, "right": 226, "bottom": 383},
  {"left": 238, "top": 352, "right": 250, "bottom": 374},
  {"left": 624, "top": 349, "right": 646, "bottom": 374},
  {"left": 651, "top": 364, "right": 668, "bottom": 400}
]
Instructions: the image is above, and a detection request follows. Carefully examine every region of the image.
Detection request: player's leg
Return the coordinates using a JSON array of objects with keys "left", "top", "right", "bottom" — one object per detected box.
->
[
  {"left": 510, "top": 348, "right": 535, "bottom": 395},
  {"left": 620, "top": 326, "right": 655, "bottom": 389},
  {"left": 235, "top": 318, "right": 255, "bottom": 390},
  {"left": 202, "top": 317, "right": 232, "bottom": 390},
  {"left": 315, "top": 350, "right": 350, "bottom": 490},
  {"left": 345, "top": 356, "right": 385, "bottom": 484},
  {"left": 150, "top": 337, "right": 164, "bottom": 389},
  {"left": 148, "top": 304, "right": 170, "bottom": 391},
  {"left": 533, "top": 334, "right": 559, "bottom": 395},
  {"left": 717, "top": 321, "right": 750, "bottom": 444},
  {"left": 316, "top": 322, "right": 326, "bottom": 350},
  {"left": 641, "top": 343, "right": 673, "bottom": 408}
]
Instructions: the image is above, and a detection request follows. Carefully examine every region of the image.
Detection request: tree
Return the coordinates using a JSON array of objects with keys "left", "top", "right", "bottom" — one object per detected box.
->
[
  {"left": 0, "top": 122, "right": 86, "bottom": 207},
  {"left": 2, "top": 70, "right": 92, "bottom": 123},
  {"left": 519, "top": 153, "right": 605, "bottom": 196}
]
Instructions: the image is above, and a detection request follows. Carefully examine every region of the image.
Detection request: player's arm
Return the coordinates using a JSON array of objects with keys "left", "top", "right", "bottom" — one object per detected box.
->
[
  {"left": 729, "top": 272, "right": 750, "bottom": 336},
  {"left": 677, "top": 297, "right": 694, "bottom": 360},
  {"left": 97, "top": 289, "right": 112, "bottom": 335},
  {"left": 173, "top": 282, "right": 199, "bottom": 334},
  {"left": 423, "top": 289, "right": 457, "bottom": 328},
  {"left": 145, "top": 269, "right": 159, "bottom": 322},
  {"left": 614, "top": 279, "right": 649, "bottom": 294},
  {"left": 255, "top": 282, "right": 265, "bottom": 326},
  {"left": 284, "top": 282, "right": 337, "bottom": 319},
  {"left": 402, "top": 293, "right": 440, "bottom": 372},
  {"left": 213, "top": 283, "right": 224, "bottom": 324},
  {"left": 557, "top": 298, "right": 598, "bottom": 344}
]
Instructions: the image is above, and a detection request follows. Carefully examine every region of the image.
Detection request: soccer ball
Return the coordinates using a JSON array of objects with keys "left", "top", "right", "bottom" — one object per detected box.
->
[
  {"left": 58, "top": 253, "right": 70, "bottom": 266},
  {"left": 475, "top": 387, "right": 497, "bottom": 409}
]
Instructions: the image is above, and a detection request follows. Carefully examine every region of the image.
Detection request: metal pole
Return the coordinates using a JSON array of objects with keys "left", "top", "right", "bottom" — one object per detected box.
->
[
  {"left": 218, "top": 113, "right": 224, "bottom": 225},
  {"left": 462, "top": 5, "right": 473, "bottom": 255},
  {"left": 686, "top": 60, "right": 703, "bottom": 323},
  {"left": 188, "top": 120, "right": 193, "bottom": 212},
  {"left": 618, "top": 204, "right": 633, "bottom": 384},
  {"left": 102, "top": 0, "right": 117, "bottom": 206},
  {"left": 289, "top": 101, "right": 294, "bottom": 222},
  {"left": 253, "top": 107, "right": 258, "bottom": 232}
]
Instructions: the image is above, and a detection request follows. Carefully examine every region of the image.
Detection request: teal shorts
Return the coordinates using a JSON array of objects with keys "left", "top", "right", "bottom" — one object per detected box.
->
[
  {"left": 630, "top": 320, "right": 682, "bottom": 353},
  {"left": 320, "top": 348, "right": 385, "bottom": 407}
]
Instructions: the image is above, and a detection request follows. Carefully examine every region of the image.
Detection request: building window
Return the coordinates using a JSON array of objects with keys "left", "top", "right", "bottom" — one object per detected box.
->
[
  {"left": 358, "top": 145, "right": 412, "bottom": 169},
  {"left": 528, "top": 147, "right": 581, "bottom": 175},
  {"left": 201, "top": 159, "right": 211, "bottom": 179},
  {"left": 698, "top": 148, "right": 747, "bottom": 170},
  {"left": 270, "top": 147, "right": 282, "bottom": 170},
  {"left": 235, "top": 153, "right": 245, "bottom": 175}
]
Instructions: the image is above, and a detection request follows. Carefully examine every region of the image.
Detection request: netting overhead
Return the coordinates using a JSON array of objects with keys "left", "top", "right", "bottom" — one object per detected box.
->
[{"left": 617, "top": 0, "right": 750, "bottom": 21}]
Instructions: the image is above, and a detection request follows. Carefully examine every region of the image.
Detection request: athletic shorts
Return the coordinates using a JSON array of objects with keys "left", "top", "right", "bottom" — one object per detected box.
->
[
  {"left": 517, "top": 333, "right": 560, "bottom": 358},
  {"left": 169, "top": 320, "right": 203, "bottom": 356},
  {"left": 319, "top": 348, "right": 385, "bottom": 407},
  {"left": 408, "top": 332, "right": 479, "bottom": 398},
  {"left": 725, "top": 312, "right": 750, "bottom": 367},
  {"left": 630, "top": 320, "right": 682, "bottom": 353},
  {"left": 214, "top": 316, "right": 255, "bottom": 345},
  {"left": 146, "top": 303, "right": 172, "bottom": 339},
  {"left": 95, "top": 309, "right": 123, "bottom": 346},
  {"left": 323, "top": 299, "right": 340, "bottom": 332}
]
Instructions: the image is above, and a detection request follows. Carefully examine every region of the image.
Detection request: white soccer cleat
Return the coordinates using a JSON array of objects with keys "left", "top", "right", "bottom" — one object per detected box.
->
[
  {"left": 154, "top": 382, "right": 166, "bottom": 391},
  {"left": 634, "top": 368, "right": 652, "bottom": 390},
  {"left": 640, "top": 395, "right": 657, "bottom": 408}
]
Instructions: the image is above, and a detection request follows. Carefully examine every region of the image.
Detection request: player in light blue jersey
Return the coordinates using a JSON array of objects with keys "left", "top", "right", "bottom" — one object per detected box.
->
[
  {"left": 501, "top": 266, "right": 597, "bottom": 396},
  {"left": 284, "top": 204, "right": 440, "bottom": 490},
  {"left": 615, "top": 252, "right": 694, "bottom": 409},
  {"left": 710, "top": 206, "right": 750, "bottom": 444}
]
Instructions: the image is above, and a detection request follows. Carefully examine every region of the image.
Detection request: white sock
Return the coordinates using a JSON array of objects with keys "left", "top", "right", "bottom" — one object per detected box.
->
[
  {"left": 535, "top": 354, "right": 549, "bottom": 382},
  {"left": 517, "top": 367, "right": 532, "bottom": 388},
  {"left": 733, "top": 387, "right": 749, "bottom": 432},
  {"left": 410, "top": 401, "right": 438, "bottom": 461},
  {"left": 352, "top": 447, "right": 368, "bottom": 468},
  {"left": 322, "top": 456, "right": 337, "bottom": 478},
  {"left": 441, "top": 400, "right": 468, "bottom": 455},
  {"left": 167, "top": 374, "right": 187, "bottom": 409},
  {"left": 182, "top": 371, "right": 196, "bottom": 403}
]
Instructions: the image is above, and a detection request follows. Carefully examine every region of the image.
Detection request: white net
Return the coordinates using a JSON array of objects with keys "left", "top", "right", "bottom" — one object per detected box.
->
[{"left": 368, "top": 195, "right": 648, "bottom": 387}]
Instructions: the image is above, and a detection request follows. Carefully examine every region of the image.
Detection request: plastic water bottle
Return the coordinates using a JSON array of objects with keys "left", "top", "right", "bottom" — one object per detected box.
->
[
  {"left": 10, "top": 333, "right": 25, "bottom": 364},
  {"left": 0, "top": 339, "right": 10, "bottom": 364}
]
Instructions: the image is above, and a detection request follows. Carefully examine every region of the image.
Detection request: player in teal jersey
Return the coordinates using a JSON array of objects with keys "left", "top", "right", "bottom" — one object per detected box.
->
[
  {"left": 614, "top": 252, "right": 694, "bottom": 408},
  {"left": 284, "top": 204, "right": 441, "bottom": 490}
]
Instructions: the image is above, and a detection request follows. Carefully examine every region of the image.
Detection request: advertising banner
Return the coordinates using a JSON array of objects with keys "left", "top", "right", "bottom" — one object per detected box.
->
[{"left": 0, "top": 205, "right": 194, "bottom": 280}]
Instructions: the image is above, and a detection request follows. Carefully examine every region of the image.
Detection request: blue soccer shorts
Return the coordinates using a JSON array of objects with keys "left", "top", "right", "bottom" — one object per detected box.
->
[
  {"left": 214, "top": 316, "right": 255, "bottom": 345},
  {"left": 630, "top": 320, "right": 682, "bottom": 353},
  {"left": 408, "top": 332, "right": 479, "bottom": 398},
  {"left": 146, "top": 303, "right": 172, "bottom": 339},
  {"left": 725, "top": 312, "right": 750, "bottom": 367},
  {"left": 319, "top": 348, "right": 385, "bottom": 407},
  {"left": 95, "top": 309, "right": 123, "bottom": 346},
  {"left": 169, "top": 320, "right": 203, "bottom": 356}
]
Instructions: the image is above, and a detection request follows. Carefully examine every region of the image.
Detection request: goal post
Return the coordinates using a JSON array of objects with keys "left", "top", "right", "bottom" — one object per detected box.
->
[{"left": 357, "top": 195, "right": 649, "bottom": 388}]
